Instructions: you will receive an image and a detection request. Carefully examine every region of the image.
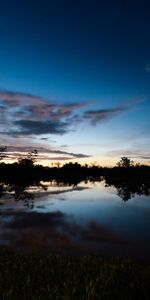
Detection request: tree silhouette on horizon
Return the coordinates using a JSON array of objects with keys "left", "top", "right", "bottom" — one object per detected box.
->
[{"left": 116, "top": 156, "right": 134, "bottom": 168}]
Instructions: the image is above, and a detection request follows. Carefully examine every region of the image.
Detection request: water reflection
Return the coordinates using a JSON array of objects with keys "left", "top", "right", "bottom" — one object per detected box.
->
[
  {"left": 0, "top": 180, "right": 90, "bottom": 209},
  {"left": 0, "top": 174, "right": 150, "bottom": 206},
  {"left": 104, "top": 175, "right": 150, "bottom": 201},
  {"left": 0, "top": 176, "right": 150, "bottom": 260}
]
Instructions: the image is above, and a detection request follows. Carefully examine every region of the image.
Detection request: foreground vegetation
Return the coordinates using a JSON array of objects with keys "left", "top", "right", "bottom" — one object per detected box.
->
[{"left": 0, "top": 250, "right": 150, "bottom": 299}]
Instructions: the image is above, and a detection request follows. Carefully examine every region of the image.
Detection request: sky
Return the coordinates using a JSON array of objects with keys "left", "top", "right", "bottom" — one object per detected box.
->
[{"left": 0, "top": 0, "right": 150, "bottom": 166}]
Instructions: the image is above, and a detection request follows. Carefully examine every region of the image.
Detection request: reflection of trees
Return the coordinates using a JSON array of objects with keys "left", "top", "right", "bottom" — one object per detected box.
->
[
  {"left": 0, "top": 157, "right": 150, "bottom": 204},
  {"left": 0, "top": 180, "right": 48, "bottom": 209},
  {"left": 0, "top": 179, "right": 87, "bottom": 208},
  {"left": 9, "top": 185, "right": 34, "bottom": 209},
  {"left": 0, "top": 183, "right": 34, "bottom": 209},
  {"left": 117, "top": 186, "right": 134, "bottom": 201},
  {"left": 105, "top": 169, "right": 150, "bottom": 201},
  {"left": 116, "top": 182, "right": 150, "bottom": 201},
  {"left": 0, "top": 183, "right": 5, "bottom": 198}
]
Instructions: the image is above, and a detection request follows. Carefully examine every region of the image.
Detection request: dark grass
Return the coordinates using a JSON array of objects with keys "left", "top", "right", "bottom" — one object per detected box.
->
[{"left": 0, "top": 250, "right": 150, "bottom": 299}]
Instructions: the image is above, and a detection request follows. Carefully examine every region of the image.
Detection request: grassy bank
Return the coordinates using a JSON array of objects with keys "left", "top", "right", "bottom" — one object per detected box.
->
[{"left": 0, "top": 251, "right": 150, "bottom": 299}]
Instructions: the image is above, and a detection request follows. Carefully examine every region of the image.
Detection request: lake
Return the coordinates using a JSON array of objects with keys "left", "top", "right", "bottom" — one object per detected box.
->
[{"left": 0, "top": 179, "right": 150, "bottom": 260}]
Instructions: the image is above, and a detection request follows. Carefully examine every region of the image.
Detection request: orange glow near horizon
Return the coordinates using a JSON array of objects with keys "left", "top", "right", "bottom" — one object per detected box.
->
[{"left": 2, "top": 155, "right": 150, "bottom": 168}]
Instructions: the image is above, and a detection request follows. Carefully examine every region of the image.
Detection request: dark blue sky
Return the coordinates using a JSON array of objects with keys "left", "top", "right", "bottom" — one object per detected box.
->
[{"left": 0, "top": 0, "right": 150, "bottom": 165}]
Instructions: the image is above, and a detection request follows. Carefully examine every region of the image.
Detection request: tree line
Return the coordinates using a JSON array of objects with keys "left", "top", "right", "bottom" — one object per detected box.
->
[{"left": 0, "top": 146, "right": 148, "bottom": 168}]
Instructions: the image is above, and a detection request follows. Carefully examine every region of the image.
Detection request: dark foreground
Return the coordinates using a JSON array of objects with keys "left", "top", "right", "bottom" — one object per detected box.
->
[{"left": 1, "top": 250, "right": 150, "bottom": 300}]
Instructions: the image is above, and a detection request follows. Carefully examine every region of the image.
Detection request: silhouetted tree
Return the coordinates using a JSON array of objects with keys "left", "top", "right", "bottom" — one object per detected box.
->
[
  {"left": 116, "top": 156, "right": 134, "bottom": 167},
  {"left": 0, "top": 146, "right": 7, "bottom": 162},
  {"left": 18, "top": 149, "right": 38, "bottom": 166},
  {"left": 0, "top": 183, "right": 5, "bottom": 197},
  {"left": 55, "top": 162, "right": 61, "bottom": 168}
]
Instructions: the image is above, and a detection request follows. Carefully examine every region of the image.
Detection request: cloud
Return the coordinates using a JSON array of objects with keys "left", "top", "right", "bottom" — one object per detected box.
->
[
  {"left": 144, "top": 64, "right": 150, "bottom": 73},
  {"left": 13, "top": 120, "right": 68, "bottom": 135},
  {"left": 0, "top": 90, "right": 147, "bottom": 163},
  {"left": 46, "top": 148, "right": 90, "bottom": 158},
  {"left": 138, "top": 156, "right": 150, "bottom": 160},
  {"left": 83, "top": 107, "right": 126, "bottom": 125},
  {"left": 107, "top": 148, "right": 150, "bottom": 162},
  {"left": 0, "top": 91, "right": 146, "bottom": 137},
  {"left": 0, "top": 90, "right": 87, "bottom": 137},
  {"left": 4, "top": 145, "right": 91, "bottom": 161},
  {"left": 82, "top": 98, "right": 146, "bottom": 125},
  {"left": 40, "top": 137, "right": 49, "bottom": 140},
  {"left": 0, "top": 90, "right": 87, "bottom": 120}
]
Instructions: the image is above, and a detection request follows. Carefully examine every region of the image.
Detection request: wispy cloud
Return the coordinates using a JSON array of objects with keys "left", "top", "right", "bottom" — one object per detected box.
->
[
  {"left": 0, "top": 90, "right": 147, "bottom": 162},
  {"left": 82, "top": 98, "right": 146, "bottom": 125},
  {"left": 144, "top": 64, "right": 150, "bottom": 73},
  {"left": 137, "top": 156, "right": 150, "bottom": 160},
  {"left": 83, "top": 107, "right": 126, "bottom": 125},
  {"left": 0, "top": 90, "right": 87, "bottom": 137},
  {"left": 0, "top": 91, "right": 146, "bottom": 136},
  {"left": 107, "top": 148, "right": 150, "bottom": 162},
  {"left": 13, "top": 120, "right": 68, "bottom": 135},
  {"left": 4, "top": 145, "right": 91, "bottom": 161}
]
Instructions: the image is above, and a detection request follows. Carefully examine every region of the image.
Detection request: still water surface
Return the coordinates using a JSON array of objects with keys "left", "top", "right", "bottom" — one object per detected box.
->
[{"left": 0, "top": 180, "right": 150, "bottom": 260}]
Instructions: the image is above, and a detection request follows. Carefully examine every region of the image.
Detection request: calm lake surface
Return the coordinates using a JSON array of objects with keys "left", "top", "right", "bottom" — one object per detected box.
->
[{"left": 0, "top": 180, "right": 150, "bottom": 260}]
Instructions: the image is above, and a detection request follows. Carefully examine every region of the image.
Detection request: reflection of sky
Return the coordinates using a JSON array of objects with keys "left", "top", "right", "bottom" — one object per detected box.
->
[
  {"left": 34, "top": 182, "right": 150, "bottom": 241},
  {"left": 1, "top": 181, "right": 150, "bottom": 259}
]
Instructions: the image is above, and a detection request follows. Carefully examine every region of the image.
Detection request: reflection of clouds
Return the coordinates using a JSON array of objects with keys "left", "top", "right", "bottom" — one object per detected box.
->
[
  {"left": 25, "top": 185, "right": 90, "bottom": 206},
  {"left": 1, "top": 181, "right": 150, "bottom": 259},
  {"left": 81, "top": 221, "right": 127, "bottom": 244},
  {"left": 13, "top": 230, "right": 85, "bottom": 254},
  {"left": 7, "top": 211, "right": 65, "bottom": 229},
  {"left": 0, "top": 210, "right": 85, "bottom": 254},
  {"left": 0, "top": 210, "right": 129, "bottom": 255}
]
